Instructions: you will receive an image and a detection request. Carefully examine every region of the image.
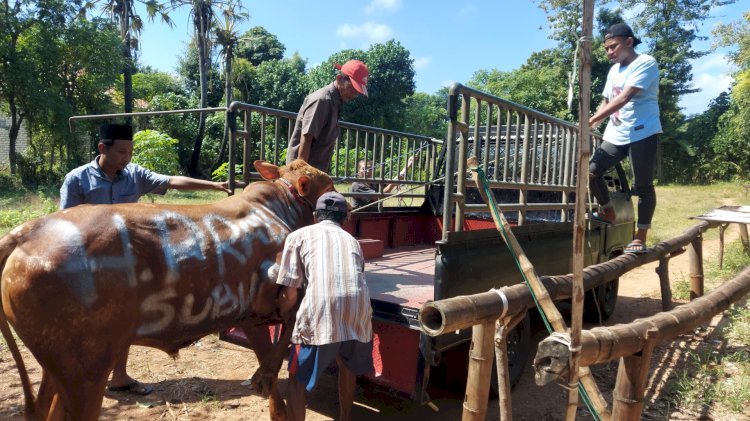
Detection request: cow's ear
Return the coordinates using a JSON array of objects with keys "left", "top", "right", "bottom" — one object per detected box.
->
[
  {"left": 254, "top": 160, "right": 280, "bottom": 180},
  {"left": 296, "top": 175, "right": 311, "bottom": 197}
]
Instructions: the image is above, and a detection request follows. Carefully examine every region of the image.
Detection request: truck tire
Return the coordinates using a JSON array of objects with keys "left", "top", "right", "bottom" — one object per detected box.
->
[
  {"left": 491, "top": 310, "right": 531, "bottom": 393},
  {"left": 583, "top": 278, "right": 619, "bottom": 323}
]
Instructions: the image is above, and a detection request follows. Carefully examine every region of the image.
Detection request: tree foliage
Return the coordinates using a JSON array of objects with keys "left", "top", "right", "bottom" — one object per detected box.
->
[
  {"left": 0, "top": 0, "right": 37, "bottom": 174},
  {"left": 128, "top": 71, "right": 183, "bottom": 105},
  {"left": 236, "top": 26, "right": 285, "bottom": 66},
  {"left": 239, "top": 57, "right": 309, "bottom": 111},
  {"left": 22, "top": 16, "right": 122, "bottom": 169},
  {"left": 146, "top": 92, "right": 199, "bottom": 165},
  {"left": 708, "top": 11, "right": 750, "bottom": 181},
  {"left": 664, "top": 92, "right": 730, "bottom": 183},
  {"left": 176, "top": 40, "right": 224, "bottom": 106},
  {"left": 401, "top": 92, "right": 447, "bottom": 139}
]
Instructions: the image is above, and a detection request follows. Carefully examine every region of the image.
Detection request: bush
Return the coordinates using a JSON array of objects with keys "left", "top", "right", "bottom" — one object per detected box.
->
[
  {"left": 211, "top": 162, "right": 243, "bottom": 181},
  {"left": 132, "top": 130, "right": 181, "bottom": 175},
  {"left": 0, "top": 164, "right": 21, "bottom": 191},
  {"left": 15, "top": 151, "right": 66, "bottom": 189}
]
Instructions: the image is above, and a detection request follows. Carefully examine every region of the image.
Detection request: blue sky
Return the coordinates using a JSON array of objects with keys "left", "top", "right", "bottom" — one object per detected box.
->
[{"left": 134, "top": 0, "right": 747, "bottom": 116}]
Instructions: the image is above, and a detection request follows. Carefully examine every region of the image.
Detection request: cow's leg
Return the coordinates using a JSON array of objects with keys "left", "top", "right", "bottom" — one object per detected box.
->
[
  {"left": 35, "top": 351, "right": 113, "bottom": 421},
  {"left": 37, "top": 369, "right": 106, "bottom": 421},
  {"left": 55, "top": 371, "right": 109, "bottom": 421},
  {"left": 36, "top": 371, "right": 62, "bottom": 421},
  {"left": 242, "top": 323, "right": 287, "bottom": 421}
]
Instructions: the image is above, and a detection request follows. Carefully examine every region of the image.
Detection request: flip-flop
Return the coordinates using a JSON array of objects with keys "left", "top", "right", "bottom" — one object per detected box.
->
[
  {"left": 107, "top": 381, "right": 154, "bottom": 396},
  {"left": 624, "top": 240, "right": 649, "bottom": 254}
]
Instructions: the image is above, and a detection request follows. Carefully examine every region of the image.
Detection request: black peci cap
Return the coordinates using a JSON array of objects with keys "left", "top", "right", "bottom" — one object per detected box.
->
[{"left": 99, "top": 124, "right": 133, "bottom": 143}]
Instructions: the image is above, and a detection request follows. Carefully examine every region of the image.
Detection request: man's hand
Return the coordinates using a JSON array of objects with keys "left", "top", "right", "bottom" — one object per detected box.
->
[{"left": 214, "top": 181, "right": 232, "bottom": 195}]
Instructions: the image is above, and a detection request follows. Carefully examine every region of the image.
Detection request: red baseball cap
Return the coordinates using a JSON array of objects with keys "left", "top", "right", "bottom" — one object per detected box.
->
[{"left": 334, "top": 60, "right": 369, "bottom": 96}]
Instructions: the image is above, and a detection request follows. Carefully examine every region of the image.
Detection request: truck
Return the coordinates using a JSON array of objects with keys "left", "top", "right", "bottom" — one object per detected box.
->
[{"left": 219, "top": 82, "right": 636, "bottom": 405}]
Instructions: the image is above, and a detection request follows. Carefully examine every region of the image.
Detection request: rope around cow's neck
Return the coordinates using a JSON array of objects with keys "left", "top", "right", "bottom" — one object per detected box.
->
[{"left": 276, "top": 177, "right": 315, "bottom": 211}]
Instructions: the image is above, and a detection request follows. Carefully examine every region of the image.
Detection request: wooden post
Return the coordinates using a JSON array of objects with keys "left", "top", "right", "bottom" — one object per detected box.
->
[
  {"left": 462, "top": 322, "right": 495, "bottom": 421},
  {"left": 718, "top": 224, "right": 726, "bottom": 269},
  {"left": 611, "top": 329, "right": 658, "bottom": 420},
  {"left": 656, "top": 256, "right": 673, "bottom": 311},
  {"left": 568, "top": 1, "right": 594, "bottom": 419},
  {"left": 740, "top": 224, "right": 750, "bottom": 254},
  {"left": 688, "top": 234, "right": 704, "bottom": 300}
]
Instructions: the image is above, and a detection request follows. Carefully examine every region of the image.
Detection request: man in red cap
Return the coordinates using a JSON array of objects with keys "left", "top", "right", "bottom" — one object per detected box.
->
[{"left": 286, "top": 60, "right": 369, "bottom": 172}]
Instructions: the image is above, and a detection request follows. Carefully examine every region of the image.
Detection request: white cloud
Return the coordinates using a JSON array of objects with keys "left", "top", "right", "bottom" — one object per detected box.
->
[
  {"left": 694, "top": 53, "right": 731, "bottom": 74},
  {"left": 365, "top": 0, "right": 401, "bottom": 14},
  {"left": 679, "top": 54, "right": 734, "bottom": 115},
  {"left": 441, "top": 79, "right": 455, "bottom": 88},
  {"left": 413, "top": 56, "right": 431, "bottom": 70},
  {"left": 336, "top": 22, "right": 393, "bottom": 43}
]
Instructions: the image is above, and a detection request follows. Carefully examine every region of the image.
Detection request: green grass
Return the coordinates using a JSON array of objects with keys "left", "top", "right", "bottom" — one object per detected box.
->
[
  {"left": 648, "top": 182, "right": 748, "bottom": 244},
  {"left": 666, "top": 300, "right": 750, "bottom": 417},
  {"left": 671, "top": 241, "right": 750, "bottom": 301}
]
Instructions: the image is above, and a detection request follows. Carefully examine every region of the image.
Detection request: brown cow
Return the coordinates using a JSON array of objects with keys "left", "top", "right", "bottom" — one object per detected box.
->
[{"left": 0, "top": 159, "right": 333, "bottom": 421}]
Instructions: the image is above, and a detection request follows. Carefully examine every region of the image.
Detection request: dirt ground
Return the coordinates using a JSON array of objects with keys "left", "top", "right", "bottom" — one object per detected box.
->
[{"left": 1, "top": 226, "right": 747, "bottom": 420}]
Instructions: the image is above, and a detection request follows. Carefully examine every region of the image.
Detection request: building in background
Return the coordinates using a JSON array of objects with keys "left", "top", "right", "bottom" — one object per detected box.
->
[{"left": 0, "top": 115, "right": 30, "bottom": 165}]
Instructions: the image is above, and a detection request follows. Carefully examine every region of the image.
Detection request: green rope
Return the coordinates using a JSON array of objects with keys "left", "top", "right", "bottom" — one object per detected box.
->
[{"left": 473, "top": 165, "right": 601, "bottom": 421}]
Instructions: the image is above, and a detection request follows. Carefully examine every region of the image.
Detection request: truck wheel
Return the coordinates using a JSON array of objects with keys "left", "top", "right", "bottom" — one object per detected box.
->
[
  {"left": 491, "top": 311, "right": 531, "bottom": 393},
  {"left": 583, "top": 278, "right": 619, "bottom": 323}
]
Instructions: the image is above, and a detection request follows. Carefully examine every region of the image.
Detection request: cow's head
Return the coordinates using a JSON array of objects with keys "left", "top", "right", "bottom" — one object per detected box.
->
[{"left": 254, "top": 159, "right": 334, "bottom": 206}]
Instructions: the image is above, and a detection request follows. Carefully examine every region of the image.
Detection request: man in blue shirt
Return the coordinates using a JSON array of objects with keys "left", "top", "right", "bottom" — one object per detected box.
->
[
  {"left": 60, "top": 123, "right": 231, "bottom": 395},
  {"left": 588, "top": 23, "right": 662, "bottom": 254}
]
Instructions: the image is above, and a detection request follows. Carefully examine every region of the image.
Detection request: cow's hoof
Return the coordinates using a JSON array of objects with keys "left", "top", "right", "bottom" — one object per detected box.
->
[{"left": 249, "top": 371, "right": 276, "bottom": 398}]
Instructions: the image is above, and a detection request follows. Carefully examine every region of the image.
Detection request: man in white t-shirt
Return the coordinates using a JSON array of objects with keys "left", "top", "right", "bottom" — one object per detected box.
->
[{"left": 588, "top": 22, "right": 662, "bottom": 254}]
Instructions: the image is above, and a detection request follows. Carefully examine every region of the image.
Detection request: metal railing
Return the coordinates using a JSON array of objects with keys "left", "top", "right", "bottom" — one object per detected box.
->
[
  {"left": 442, "top": 83, "right": 603, "bottom": 237},
  {"left": 68, "top": 104, "right": 443, "bottom": 210},
  {"left": 226, "top": 101, "right": 443, "bottom": 209},
  {"left": 67, "top": 88, "right": 605, "bottom": 227}
]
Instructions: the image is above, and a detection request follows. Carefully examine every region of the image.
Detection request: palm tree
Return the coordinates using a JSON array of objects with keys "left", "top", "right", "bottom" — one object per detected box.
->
[
  {"left": 162, "top": 0, "right": 231, "bottom": 176},
  {"left": 212, "top": 0, "right": 247, "bottom": 170},
  {"left": 84, "top": 0, "right": 171, "bottom": 121}
]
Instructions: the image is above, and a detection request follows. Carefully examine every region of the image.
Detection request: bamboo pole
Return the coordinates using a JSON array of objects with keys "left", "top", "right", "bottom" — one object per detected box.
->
[
  {"left": 568, "top": 1, "right": 594, "bottom": 418},
  {"left": 462, "top": 322, "right": 495, "bottom": 421},
  {"left": 656, "top": 256, "right": 673, "bottom": 311},
  {"left": 496, "top": 312, "right": 527, "bottom": 421},
  {"left": 495, "top": 321, "right": 512, "bottom": 421},
  {"left": 611, "top": 329, "right": 659, "bottom": 420},
  {"left": 419, "top": 220, "right": 713, "bottom": 336},
  {"left": 469, "top": 159, "right": 611, "bottom": 420},
  {"left": 533, "top": 265, "right": 750, "bottom": 371},
  {"left": 688, "top": 234, "right": 704, "bottom": 300}
]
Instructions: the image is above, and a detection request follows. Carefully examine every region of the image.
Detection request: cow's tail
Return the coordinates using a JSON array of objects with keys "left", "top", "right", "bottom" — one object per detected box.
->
[{"left": 0, "top": 233, "right": 36, "bottom": 418}]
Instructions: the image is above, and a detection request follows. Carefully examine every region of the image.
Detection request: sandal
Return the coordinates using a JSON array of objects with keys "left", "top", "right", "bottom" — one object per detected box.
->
[
  {"left": 107, "top": 381, "right": 154, "bottom": 396},
  {"left": 624, "top": 240, "right": 649, "bottom": 254}
]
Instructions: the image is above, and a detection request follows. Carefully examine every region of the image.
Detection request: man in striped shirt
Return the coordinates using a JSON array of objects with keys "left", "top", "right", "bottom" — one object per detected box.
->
[{"left": 277, "top": 191, "right": 373, "bottom": 421}]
